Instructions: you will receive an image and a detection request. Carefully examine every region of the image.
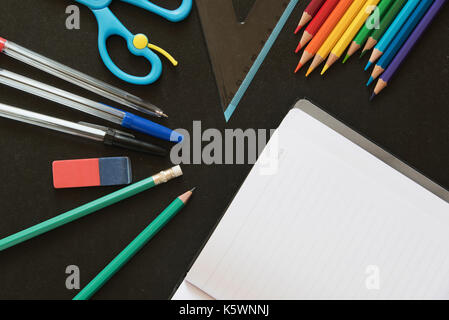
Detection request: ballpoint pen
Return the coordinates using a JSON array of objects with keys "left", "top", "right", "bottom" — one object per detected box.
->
[
  {"left": 0, "top": 69, "right": 183, "bottom": 142},
  {"left": 0, "top": 37, "right": 167, "bottom": 118},
  {"left": 0, "top": 102, "right": 166, "bottom": 156}
]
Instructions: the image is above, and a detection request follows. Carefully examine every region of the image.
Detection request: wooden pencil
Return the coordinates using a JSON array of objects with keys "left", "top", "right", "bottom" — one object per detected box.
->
[
  {"left": 366, "top": 0, "right": 420, "bottom": 70},
  {"left": 366, "top": 0, "right": 434, "bottom": 86},
  {"left": 296, "top": 0, "right": 340, "bottom": 53},
  {"left": 0, "top": 166, "right": 183, "bottom": 251},
  {"left": 372, "top": 0, "right": 446, "bottom": 98},
  {"left": 306, "top": 0, "right": 365, "bottom": 76},
  {"left": 295, "top": 0, "right": 354, "bottom": 73},
  {"left": 73, "top": 189, "right": 195, "bottom": 300},
  {"left": 345, "top": 0, "right": 394, "bottom": 61},
  {"left": 295, "top": 0, "right": 327, "bottom": 33},
  {"left": 322, "top": 0, "right": 381, "bottom": 74},
  {"left": 361, "top": 0, "right": 407, "bottom": 56}
]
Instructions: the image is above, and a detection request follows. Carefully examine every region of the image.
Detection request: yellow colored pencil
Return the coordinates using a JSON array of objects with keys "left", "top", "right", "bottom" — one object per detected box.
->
[
  {"left": 306, "top": 0, "right": 367, "bottom": 77},
  {"left": 322, "top": 0, "right": 381, "bottom": 74}
]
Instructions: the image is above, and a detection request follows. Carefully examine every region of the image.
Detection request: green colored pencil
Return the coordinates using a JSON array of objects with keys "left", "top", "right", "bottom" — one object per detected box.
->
[
  {"left": 361, "top": 0, "right": 407, "bottom": 56},
  {"left": 0, "top": 166, "right": 183, "bottom": 252},
  {"left": 73, "top": 188, "right": 195, "bottom": 300},
  {"left": 344, "top": 0, "right": 395, "bottom": 62}
]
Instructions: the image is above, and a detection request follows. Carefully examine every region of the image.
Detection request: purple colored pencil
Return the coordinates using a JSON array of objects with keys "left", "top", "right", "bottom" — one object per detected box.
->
[{"left": 373, "top": 0, "right": 447, "bottom": 97}]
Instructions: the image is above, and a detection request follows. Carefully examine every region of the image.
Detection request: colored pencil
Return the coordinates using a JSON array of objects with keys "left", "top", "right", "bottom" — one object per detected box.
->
[
  {"left": 295, "top": 0, "right": 327, "bottom": 33},
  {"left": 73, "top": 188, "right": 194, "bottom": 300},
  {"left": 322, "top": 0, "right": 381, "bottom": 74},
  {"left": 296, "top": 0, "right": 340, "bottom": 52},
  {"left": 361, "top": 0, "right": 407, "bottom": 56},
  {"left": 372, "top": 0, "right": 446, "bottom": 98},
  {"left": 296, "top": 0, "right": 354, "bottom": 73},
  {"left": 367, "top": 0, "right": 434, "bottom": 85},
  {"left": 366, "top": 0, "right": 420, "bottom": 69},
  {"left": 0, "top": 166, "right": 183, "bottom": 251},
  {"left": 345, "top": 0, "right": 394, "bottom": 61},
  {"left": 306, "top": 0, "right": 365, "bottom": 76}
]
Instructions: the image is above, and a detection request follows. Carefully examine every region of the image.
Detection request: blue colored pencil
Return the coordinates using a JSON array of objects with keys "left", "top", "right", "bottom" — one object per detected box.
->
[
  {"left": 372, "top": 0, "right": 447, "bottom": 98},
  {"left": 365, "top": 0, "right": 420, "bottom": 69},
  {"left": 366, "top": 0, "right": 434, "bottom": 85}
]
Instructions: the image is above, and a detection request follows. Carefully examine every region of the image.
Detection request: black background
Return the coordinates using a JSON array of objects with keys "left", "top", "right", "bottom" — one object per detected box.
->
[{"left": 0, "top": 0, "right": 447, "bottom": 300}]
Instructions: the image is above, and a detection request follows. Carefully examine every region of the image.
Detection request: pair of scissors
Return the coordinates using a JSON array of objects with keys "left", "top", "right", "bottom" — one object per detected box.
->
[{"left": 75, "top": 0, "right": 193, "bottom": 85}]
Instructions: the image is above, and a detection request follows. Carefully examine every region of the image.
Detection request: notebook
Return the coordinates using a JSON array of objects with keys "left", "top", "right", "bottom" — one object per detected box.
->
[{"left": 173, "top": 99, "right": 449, "bottom": 300}]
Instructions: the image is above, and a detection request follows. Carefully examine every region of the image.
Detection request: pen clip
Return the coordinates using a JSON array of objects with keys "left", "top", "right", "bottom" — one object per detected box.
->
[{"left": 78, "top": 121, "right": 135, "bottom": 138}]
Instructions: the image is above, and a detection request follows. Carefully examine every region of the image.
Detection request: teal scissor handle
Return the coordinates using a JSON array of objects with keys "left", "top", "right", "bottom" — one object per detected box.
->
[
  {"left": 122, "top": 0, "right": 193, "bottom": 22},
  {"left": 76, "top": 0, "right": 110, "bottom": 9},
  {"left": 92, "top": 6, "right": 162, "bottom": 85},
  {"left": 75, "top": 0, "right": 193, "bottom": 85},
  {"left": 76, "top": 0, "right": 193, "bottom": 21}
]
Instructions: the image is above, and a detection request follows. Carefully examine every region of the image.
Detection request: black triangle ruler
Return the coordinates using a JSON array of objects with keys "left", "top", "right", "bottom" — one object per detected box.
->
[
  {"left": 232, "top": 0, "right": 257, "bottom": 22},
  {"left": 196, "top": 0, "right": 299, "bottom": 121}
]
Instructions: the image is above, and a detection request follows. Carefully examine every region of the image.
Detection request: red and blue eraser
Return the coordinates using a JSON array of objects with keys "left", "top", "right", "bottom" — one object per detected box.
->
[{"left": 52, "top": 157, "right": 132, "bottom": 189}]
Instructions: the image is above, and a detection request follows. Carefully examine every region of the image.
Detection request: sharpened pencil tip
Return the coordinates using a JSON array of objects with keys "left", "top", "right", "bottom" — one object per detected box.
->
[
  {"left": 364, "top": 61, "right": 372, "bottom": 71},
  {"left": 321, "top": 64, "right": 329, "bottom": 75},
  {"left": 190, "top": 187, "right": 196, "bottom": 193},
  {"left": 360, "top": 50, "right": 367, "bottom": 58},
  {"left": 370, "top": 93, "right": 376, "bottom": 101},
  {"left": 305, "top": 68, "right": 312, "bottom": 77},
  {"left": 179, "top": 188, "right": 195, "bottom": 203},
  {"left": 294, "top": 62, "right": 303, "bottom": 73},
  {"left": 295, "top": 25, "right": 303, "bottom": 34},
  {"left": 295, "top": 43, "right": 302, "bottom": 53},
  {"left": 342, "top": 55, "right": 350, "bottom": 64},
  {"left": 366, "top": 77, "right": 374, "bottom": 86}
]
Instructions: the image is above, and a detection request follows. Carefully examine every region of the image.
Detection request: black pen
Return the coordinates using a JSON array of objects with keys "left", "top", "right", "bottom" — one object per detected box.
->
[{"left": 0, "top": 103, "right": 166, "bottom": 156}]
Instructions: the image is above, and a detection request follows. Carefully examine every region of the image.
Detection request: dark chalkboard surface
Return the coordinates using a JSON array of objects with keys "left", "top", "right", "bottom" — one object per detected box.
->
[{"left": 0, "top": 0, "right": 447, "bottom": 299}]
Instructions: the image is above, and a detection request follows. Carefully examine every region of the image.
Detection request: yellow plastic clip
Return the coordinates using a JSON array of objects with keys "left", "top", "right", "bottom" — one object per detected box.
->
[
  {"left": 133, "top": 34, "right": 178, "bottom": 67},
  {"left": 148, "top": 43, "right": 178, "bottom": 67}
]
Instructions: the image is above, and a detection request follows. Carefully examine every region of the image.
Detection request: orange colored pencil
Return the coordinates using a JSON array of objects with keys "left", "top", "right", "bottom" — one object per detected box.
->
[{"left": 295, "top": 0, "right": 354, "bottom": 73}]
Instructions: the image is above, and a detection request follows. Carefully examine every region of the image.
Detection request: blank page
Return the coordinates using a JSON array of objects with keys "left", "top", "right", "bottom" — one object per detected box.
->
[{"left": 185, "top": 100, "right": 449, "bottom": 300}]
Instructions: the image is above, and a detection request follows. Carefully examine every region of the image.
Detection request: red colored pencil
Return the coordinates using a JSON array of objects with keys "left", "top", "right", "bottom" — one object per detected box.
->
[
  {"left": 295, "top": 0, "right": 327, "bottom": 33},
  {"left": 295, "top": 0, "right": 340, "bottom": 52}
]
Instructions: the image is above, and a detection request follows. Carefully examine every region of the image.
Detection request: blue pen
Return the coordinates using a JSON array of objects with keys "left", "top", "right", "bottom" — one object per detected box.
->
[
  {"left": 365, "top": 0, "right": 420, "bottom": 70},
  {"left": 366, "top": 0, "right": 434, "bottom": 86},
  {"left": 0, "top": 68, "right": 183, "bottom": 142}
]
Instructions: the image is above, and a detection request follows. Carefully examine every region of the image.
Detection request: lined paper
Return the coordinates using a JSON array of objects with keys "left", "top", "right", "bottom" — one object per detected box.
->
[{"left": 181, "top": 101, "right": 449, "bottom": 300}]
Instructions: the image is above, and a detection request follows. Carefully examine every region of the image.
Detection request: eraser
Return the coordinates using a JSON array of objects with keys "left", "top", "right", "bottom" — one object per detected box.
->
[
  {"left": 171, "top": 165, "right": 183, "bottom": 178},
  {"left": 52, "top": 157, "right": 132, "bottom": 189}
]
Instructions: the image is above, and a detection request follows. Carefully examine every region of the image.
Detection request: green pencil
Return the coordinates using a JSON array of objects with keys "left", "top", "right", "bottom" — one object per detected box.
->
[
  {"left": 361, "top": 0, "right": 407, "bottom": 56},
  {"left": 344, "top": 0, "right": 395, "bottom": 62},
  {"left": 73, "top": 188, "right": 195, "bottom": 300},
  {"left": 0, "top": 166, "right": 183, "bottom": 252}
]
